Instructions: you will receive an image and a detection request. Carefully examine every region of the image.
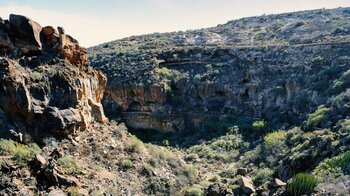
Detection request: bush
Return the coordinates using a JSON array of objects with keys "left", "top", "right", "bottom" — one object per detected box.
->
[
  {"left": 286, "top": 173, "right": 317, "bottom": 196},
  {"left": 120, "top": 159, "right": 133, "bottom": 169},
  {"left": 57, "top": 157, "right": 82, "bottom": 175},
  {"left": 184, "top": 185, "right": 204, "bottom": 196},
  {"left": 0, "top": 139, "right": 40, "bottom": 166},
  {"left": 253, "top": 168, "right": 274, "bottom": 186},
  {"left": 31, "top": 71, "right": 43, "bottom": 81},
  {"left": 184, "top": 166, "right": 199, "bottom": 184},
  {"left": 66, "top": 186, "right": 79, "bottom": 196},
  {"left": 303, "top": 107, "right": 330, "bottom": 131},
  {"left": 263, "top": 130, "right": 287, "bottom": 149},
  {"left": 157, "top": 67, "right": 172, "bottom": 77},
  {"left": 338, "top": 120, "right": 350, "bottom": 133},
  {"left": 252, "top": 120, "right": 267, "bottom": 132},
  {"left": 314, "top": 150, "right": 350, "bottom": 180},
  {"left": 187, "top": 127, "right": 243, "bottom": 162},
  {"left": 127, "top": 136, "right": 145, "bottom": 154}
]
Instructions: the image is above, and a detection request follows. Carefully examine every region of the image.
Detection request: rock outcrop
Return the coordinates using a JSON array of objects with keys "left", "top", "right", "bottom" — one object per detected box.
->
[
  {"left": 0, "top": 14, "right": 88, "bottom": 65},
  {"left": 0, "top": 14, "right": 106, "bottom": 141}
]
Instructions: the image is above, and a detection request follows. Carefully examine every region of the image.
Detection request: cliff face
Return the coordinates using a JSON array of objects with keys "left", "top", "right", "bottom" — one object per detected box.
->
[
  {"left": 0, "top": 14, "right": 107, "bottom": 142},
  {"left": 89, "top": 8, "right": 350, "bottom": 133}
]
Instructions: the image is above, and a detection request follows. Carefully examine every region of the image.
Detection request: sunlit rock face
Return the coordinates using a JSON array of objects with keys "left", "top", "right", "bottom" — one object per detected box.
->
[{"left": 0, "top": 14, "right": 107, "bottom": 142}]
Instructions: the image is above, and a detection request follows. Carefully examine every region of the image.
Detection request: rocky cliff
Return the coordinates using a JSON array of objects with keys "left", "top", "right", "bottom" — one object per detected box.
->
[
  {"left": 0, "top": 14, "right": 107, "bottom": 142},
  {"left": 89, "top": 8, "right": 350, "bottom": 135}
]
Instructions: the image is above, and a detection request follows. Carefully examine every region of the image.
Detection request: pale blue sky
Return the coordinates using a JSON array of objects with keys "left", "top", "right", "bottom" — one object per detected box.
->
[{"left": 1, "top": 0, "right": 349, "bottom": 46}]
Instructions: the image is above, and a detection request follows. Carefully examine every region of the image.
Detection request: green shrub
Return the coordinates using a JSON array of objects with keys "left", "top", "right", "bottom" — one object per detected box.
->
[
  {"left": 185, "top": 153, "right": 199, "bottom": 162},
  {"left": 157, "top": 67, "right": 172, "bottom": 77},
  {"left": 286, "top": 173, "right": 317, "bottom": 196},
  {"left": 66, "top": 186, "right": 79, "bottom": 196},
  {"left": 57, "top": 157, "right": 82, "bottom": 175},
  {"left": 252, "top": 120, "right": 267, "bottom": 132},
  {"left": 253, "top": 168, "right": 274, "bottom": 186},
  {"left": 120, "top": 159, "right": 133, "bottom": 169},
  {"left": 339, "top": 151, "right": 350, "bottom": 173},
  {"left": 184, "top": 185, "right": 204, "bottom": 196},
  {"left": 314, "top": 150, "right": 350, "bottom": 180},
  {"left": 205, "top": 64, "right": 213, "bottom": 70},
  {"left": 162, "top": 139, "right": 169, "bottom": 146},
  {"left": 31, "top": 71, "right": 43, "bottom": 81},
  {"left": 338, "top": 120, "right": 350, "bottom": 133},
  {"left": 187, "top": 127, "right": 243, "bottom": 162},
  {"left": 219, "top": 168, "right": 236, "bottom": 178},
  {"left": 184, "top": 166, "right": 199, "bottom": 184},
  {"left": 128, "top": 136, "right": 145, "bottom": 153},
  {"left": 264, "top": 130, "right": 287, "bottom": 149},
  {"left": 303, "top": 107, "right": 330, "bottom": 130},
  {"left": 141, "top": 163, "right": 153, "bottom": 176},
  {"left": 213, "top": 70, "right": 220, "bottom": 75},
  {"left": 0, "top": 139, "right": 40, "bottom": 166},
  {"left": 209, "top": 175, "right": 221, "bottom": 182}
]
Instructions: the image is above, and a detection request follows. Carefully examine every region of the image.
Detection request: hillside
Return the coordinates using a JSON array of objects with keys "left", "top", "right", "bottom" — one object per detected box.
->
[
  {"left": 1, "top": 7, "right": 350, "bottom": 196},
  {"left": 88, "top": 7, "right": 350, "bottom": 195},
  {"left": 89, "top": 7, "right": 350, "bottom": 140}
]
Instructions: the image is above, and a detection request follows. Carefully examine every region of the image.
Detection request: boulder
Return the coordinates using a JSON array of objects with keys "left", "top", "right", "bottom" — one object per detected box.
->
[
  {"left": 57, "top": 26, "right": 65, "bottom": 35},
  {"left": 41, "top": 26, "right": 59, "bottom": 49},
  {"left": 237, "top": 168, "right": 249, "bottom": 175},
  {"left": 272, "top": 178, "right": 286, "bottom": 188},
  {"left": 46, "top": 107, "right": 82, "bottom": 133},
  {"left": 88, "top": 98, "right": 107, "bottom": 123},
  {"left": 9, "top": 14, "right": 42, "bottom": 53},
  {"left": 47, "top": 189, "right": 65, "bottom": 196},
  {"left": 35, "top": 154, "right": 47, "bottom": 167},
  {"left": 58, "top": 33, "right": 88, "bottom": 65},
  {"left": 238, "top": 176, "right": 255, "bottom": 194}
]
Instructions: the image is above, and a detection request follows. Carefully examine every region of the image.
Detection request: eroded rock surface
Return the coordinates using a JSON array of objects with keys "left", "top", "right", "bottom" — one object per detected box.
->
[{"left": 0, "top": 15, "right": 106, "bottom": 141}]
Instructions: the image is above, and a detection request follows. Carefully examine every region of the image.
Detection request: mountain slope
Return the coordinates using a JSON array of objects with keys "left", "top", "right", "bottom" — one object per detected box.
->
[{"left": 89, "top": 7, "right": 350, "bottom": 139}]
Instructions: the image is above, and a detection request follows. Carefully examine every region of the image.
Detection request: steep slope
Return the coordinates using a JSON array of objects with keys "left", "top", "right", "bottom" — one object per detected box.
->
[
  {"left": 88, "top": 7, "right": 350, "bottom": 195},
  {"left": 89, "top": 8, "right": 350, "bottom": 140}
]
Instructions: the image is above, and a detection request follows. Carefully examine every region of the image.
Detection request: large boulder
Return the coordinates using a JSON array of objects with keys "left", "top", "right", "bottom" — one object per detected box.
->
[
  {"left": 9, "top": 14, "right": 42, "bottom": 54},
  {"left": 58, "top": 33, "right": 88, "bottom": 66},
  {"left": 238, "top": 176, "right": 255, "bottom": 194},
  {"left": 41, "top": 26, "right": 60, "bottom": 50}
]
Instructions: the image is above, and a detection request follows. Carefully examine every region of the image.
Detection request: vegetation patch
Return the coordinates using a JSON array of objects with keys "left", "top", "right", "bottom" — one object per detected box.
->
[
  {"left": 286, "top": 173, "right": 317, "bottom": 196},
  {"left": 0, "top": 139, "right": 40, "bottom": 167},
  {"left": 57, "top": 156, "right": 82, "bottom": 175}
]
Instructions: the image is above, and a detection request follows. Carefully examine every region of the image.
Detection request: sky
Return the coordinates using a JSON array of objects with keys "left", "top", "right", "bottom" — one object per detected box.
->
[{"left": 0, "top": 0, "right": 349, "bottom": 47}]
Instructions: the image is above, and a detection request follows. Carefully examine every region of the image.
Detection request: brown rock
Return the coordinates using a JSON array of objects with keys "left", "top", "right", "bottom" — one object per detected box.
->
[
  {"left": 9, "top": 14, "right": 42, "bottom": 53},
  {"left": 58, "top": 33, "right": 88, "bottom": 65},
  {"left": 271, "top": 178, "right": 287, "bottom": 188},
  {"left": 41, "top": 26, "right": 60, "bottom": 50},
  {"left": 47, "top": 189, "right": 65, "bottom": 196},
  {"left": 41, "top": 26, "right": 56, "bottom": 37},
  {"left": 238, "top": 176, "right": 255, "bottom": 194},
  {"left": 237, "top": 168, "right": 249, "bottom": 175},
  {"left": 35, "top": 154, "right": 46, "bottom": 166},
  {"left": 57, "top": 26, "right": 65, "bottom": 35}
]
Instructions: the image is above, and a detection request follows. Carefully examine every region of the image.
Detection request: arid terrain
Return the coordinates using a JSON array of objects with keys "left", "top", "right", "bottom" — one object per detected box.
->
[{"left": 1, "top": 7, "right": 350, "bottom": 196}]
